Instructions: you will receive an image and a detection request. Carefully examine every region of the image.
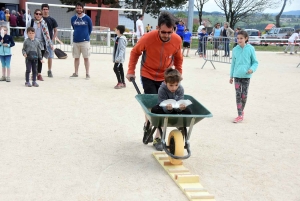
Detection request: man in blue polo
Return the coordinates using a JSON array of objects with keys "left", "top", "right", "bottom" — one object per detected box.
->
[{"left": 70, "top": 2, "right": 92, "bottom": 79}]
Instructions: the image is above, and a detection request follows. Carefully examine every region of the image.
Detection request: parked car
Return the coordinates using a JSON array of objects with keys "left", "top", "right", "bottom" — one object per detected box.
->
[
  {"left": 261, "top": 27, "right": 295, "bottom": 46},
  {"left": 245, "top": 29, "right": 261, "bottom": 45}
]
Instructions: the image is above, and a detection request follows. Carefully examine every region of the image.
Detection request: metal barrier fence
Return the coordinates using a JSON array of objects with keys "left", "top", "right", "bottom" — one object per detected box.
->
[
  {"left": 56, "top": 26, "right": 112, "bottom": 54},
  {"left": 195, "top": 36, "right": 234, "bottom": 69},
  {"left": 4, "top": 24, "right": 112, "bottom": 54}
]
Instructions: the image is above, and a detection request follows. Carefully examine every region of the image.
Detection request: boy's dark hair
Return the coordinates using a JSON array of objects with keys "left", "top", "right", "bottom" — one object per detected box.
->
[
  {"left": 21, "top": 9, "right": 26, "bottom": 14},
  {"left": 158, "top": 11, "right": 175, "bottom": 28},
  {"left": 27, "top": 27, "right": 35, "bottom": 33},
  {"left": 116, "top": 25, "right": 125, "bottom": 34},
  {"left": 164, "top": 68, "right": 181, "bottom": 84},
  {"left": 236, "top": 27, "right": 241, "bottom": 30},
  {"left": 237, "top": 30, "right": 249, "bottom": 43},
  {"left": 41, "top": 4, "right": 49, "bottom": 9},
  {"left": 202, "top": 28, "right": 206, "bottom": 31},
  {"left": 185, "top": 28, "right": 189, "bottom": 31},
  {"left": 138, "top": 14, "right": 143, "bottom": 19},
  {"left": 76, "top": 2, "right": 84, "bottom": 8}
]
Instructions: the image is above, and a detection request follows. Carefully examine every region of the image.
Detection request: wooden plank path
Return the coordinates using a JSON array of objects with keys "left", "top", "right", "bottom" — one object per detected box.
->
[{"left": 153, "top": 152, "right": 215, "bottom": 201}]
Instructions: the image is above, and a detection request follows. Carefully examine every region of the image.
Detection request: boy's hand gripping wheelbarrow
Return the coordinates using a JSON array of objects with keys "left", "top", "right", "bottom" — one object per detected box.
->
[{"left": 130, "top": 78, "right": 212, "bottom": 165}]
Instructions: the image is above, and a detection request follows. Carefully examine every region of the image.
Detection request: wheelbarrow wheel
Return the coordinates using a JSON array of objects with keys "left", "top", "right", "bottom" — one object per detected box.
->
[{"left": 167, "top": 130, "right": 184, "bottom": 165}]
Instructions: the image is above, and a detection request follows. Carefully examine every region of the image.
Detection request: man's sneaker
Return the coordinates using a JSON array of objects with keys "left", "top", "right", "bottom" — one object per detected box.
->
[
  {"left": 142, "top": 123, "right": 153, "bottom": 143},
  {"left": 6, "top": 77, "right": 10, "bottom": 82},
  {"left": 70, "top": 73, "right": 78, "bottom": 78},
  {"left": 114, "top": 83, "right": 123, "bottom": 89},
  {"left": 0, "top": 76, "right": 6, "bottom": 81},
  {"left": 122, "top": 83, "right": 126, "bottom": 88},
  {"left": 153, "top": 138, "right": 163, "bottom": 151},
  {"left": 290, "top": 53, "right": 294, "bottom": 55},
  {"left": 25, "top": 82, "right": 32, "bottom": 87},
  {"left": 48, "top": 70, "right": 53, "bottom": 78},
  {"left": 233, "top": 116, "right": 243, "bottom": 123},
  {"left": 86, "top": 74, "right": 90, "bottom": 80},
  {"left": 32, "top": 82, "right": 39, "bottom": 87}
]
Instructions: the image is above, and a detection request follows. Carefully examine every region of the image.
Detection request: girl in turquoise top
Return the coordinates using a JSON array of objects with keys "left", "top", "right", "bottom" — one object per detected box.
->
[
  {"left": 229, "top": 30, "right": 258, "bottom": 123},
  {"left": 212, "top": 23, "right": 221, "bottom": 56},
  {"left": 0, "top": 26, "right": 15, "bottom": 82}
]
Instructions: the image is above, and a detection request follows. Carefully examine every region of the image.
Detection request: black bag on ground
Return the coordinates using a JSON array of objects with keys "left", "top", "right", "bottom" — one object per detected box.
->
[{"left": 54, "top": 48, "right": 68, "bottom": 59}]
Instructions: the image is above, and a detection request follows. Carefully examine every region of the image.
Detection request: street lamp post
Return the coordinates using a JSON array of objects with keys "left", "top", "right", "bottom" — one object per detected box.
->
[{"left": 187, "top": 0, "right": 194, "bottom": 32}]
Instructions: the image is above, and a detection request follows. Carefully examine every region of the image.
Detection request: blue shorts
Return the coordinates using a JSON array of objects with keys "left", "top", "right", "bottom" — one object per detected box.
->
[
  {"left": 47, "top": 45, "right": 54, "bottom": 59},
  {"left": 0, "top": 55, "right": 11, "bottom": 68}
]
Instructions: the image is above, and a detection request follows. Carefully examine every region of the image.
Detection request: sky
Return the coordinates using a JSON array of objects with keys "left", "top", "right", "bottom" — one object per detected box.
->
[{"left": 199, "top": 0, "right": 300, "bottom": 13}]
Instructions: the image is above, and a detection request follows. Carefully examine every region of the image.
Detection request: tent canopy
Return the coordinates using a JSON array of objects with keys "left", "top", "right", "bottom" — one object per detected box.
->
[{"left": 265, "top": 24, "right": 275, "bottom": 31}]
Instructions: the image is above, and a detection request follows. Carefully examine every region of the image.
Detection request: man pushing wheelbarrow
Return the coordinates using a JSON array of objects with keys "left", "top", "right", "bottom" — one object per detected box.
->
[{"left": 126, "top": 11, "right": 183, "bottom": 151}]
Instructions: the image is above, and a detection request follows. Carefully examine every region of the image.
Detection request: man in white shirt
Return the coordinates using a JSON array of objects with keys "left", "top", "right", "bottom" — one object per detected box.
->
[
  {"left": 197, "top": 21, "right": 206, "bottom": 54},
  {"left": 197, "top": 21, "right": 206, "bottom": 34},
  {"left": 136, "top": 15, "right": 144, "bottom": 41},
  {"left": 284, "top": 30, "right": 300, "bottom": 54}
]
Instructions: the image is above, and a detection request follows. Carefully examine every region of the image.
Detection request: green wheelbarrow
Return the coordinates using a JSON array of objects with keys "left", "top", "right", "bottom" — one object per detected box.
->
[{"left": 131, "top": 78, "right": 213, "bottom": 165}]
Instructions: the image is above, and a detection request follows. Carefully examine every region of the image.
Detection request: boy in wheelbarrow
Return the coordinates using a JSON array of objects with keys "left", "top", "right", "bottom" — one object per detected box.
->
[
  {"left": 151, "top": 68, "right": 191, "bottom": 115},
  {"left": 126, "top": 11, "right": 183, "bottom": 151}
]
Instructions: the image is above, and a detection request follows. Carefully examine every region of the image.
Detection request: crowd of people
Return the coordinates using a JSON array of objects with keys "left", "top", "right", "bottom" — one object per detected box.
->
[
  {"left": 0, "top": 7, "right": 31, "bottom": 37},
  {"left": 1, "top": 5, "right": 260, "bottom": 150}
]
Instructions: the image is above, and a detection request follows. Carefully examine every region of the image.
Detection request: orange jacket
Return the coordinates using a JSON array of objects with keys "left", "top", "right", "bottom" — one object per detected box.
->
[{"left": 128, "top": 30, "right": 183, "bottom": 81}]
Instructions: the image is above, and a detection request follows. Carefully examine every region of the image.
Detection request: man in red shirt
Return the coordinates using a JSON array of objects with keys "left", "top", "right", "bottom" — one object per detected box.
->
[{"left": 126, "top": 11, "right": 183, "bottom": 151}]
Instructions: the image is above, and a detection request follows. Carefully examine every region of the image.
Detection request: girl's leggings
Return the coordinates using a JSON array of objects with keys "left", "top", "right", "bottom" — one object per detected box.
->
[
  {"left": 113, "top": 63, "right": 125, "bottom": 84},
  {"left": 234, "top": 78, "right": 250, "bottom": 116}
]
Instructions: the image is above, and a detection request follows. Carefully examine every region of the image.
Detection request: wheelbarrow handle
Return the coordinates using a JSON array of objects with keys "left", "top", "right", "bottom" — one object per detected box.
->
[{"left": 130, "top": 77, "right": 141, "bottom": 95}]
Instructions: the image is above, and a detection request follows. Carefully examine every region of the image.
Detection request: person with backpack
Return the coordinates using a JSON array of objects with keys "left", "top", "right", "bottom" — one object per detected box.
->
[
  {"left": 41, "top": 4, "right": 58, "bottom": 78},
  {"left": 24, "top": 9, "right": 53, "bottom": 81}
]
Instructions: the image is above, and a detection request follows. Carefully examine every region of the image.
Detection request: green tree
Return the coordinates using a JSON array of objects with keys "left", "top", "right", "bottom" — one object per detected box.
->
[
  {"left": 194, "top": 0, "right": 209, "bottom": 25},
  {"left": 60, "top": 0, "right": 120, "bottom": 26},
  {"left": 174, "top": 11, "right": 187, "bottom": 19},
  {"left": 276, "top": 0, "right": 294, "bottom": 27},
  {"left": 124, "top": 0, "right": 188, "bottom": 31},
  {"left": 214, "top": 0, "right": 277, "bottom": 28}
]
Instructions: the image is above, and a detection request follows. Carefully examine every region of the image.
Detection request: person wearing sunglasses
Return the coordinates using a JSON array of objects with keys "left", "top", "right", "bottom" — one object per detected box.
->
[
  {"left": 41, "top": 4, "right": 58, "bottom": 78},
  {"left": 212, "top": 23, "right": 222, "bottom": 56},
  {"left": 24, "top": 8, "right": 53, "bottom": 81},
  {"left": 126, "top": 11, "right": 183, "bottom": 151}
]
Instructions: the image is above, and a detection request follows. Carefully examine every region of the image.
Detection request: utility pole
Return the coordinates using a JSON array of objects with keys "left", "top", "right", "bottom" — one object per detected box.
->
[{"left": 187, "top": 0, "right": 194, "bottom": 32}]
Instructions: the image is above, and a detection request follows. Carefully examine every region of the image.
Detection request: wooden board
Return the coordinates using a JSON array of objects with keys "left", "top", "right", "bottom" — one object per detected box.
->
[{"left": 153, "top": 152, "right": 215, "bottom": 201}]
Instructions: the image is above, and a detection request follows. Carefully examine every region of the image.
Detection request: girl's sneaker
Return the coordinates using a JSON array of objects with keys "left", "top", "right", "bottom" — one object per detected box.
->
[
  {"left": 122, "top": 83, "right": 126, "bottom": 88},
  {"left": 6, "top": 77, "right": 10, "bottom": 82},
  {"left": 233, "top": 116, "right": 243, "bottom": 123},
  {"left": 114, "top": 83, "right": 123, "bottom": 89},
  {"left": 32, "top": 82, "right": 39, "bottom": 87},
  {"left": 0, "top": 76, "right": 6, "bottom": 81},
  {"left": 25, "top": 82, "right": 32, "bottom": 87}
]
